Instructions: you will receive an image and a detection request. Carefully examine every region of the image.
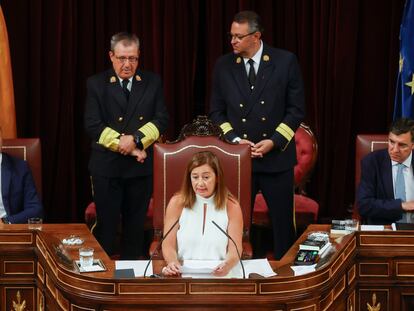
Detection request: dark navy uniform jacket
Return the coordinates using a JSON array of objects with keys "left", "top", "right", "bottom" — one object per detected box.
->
[
  {"left": 210, "top": 43, "right": 305, "bottom": 173},
  {"left": 85, "top": 68, "right": 169, "bottom": 178}
]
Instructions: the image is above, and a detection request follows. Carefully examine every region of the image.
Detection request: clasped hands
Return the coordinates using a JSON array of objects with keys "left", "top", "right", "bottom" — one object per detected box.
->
[
  {"left": 239, "top": 139, "right": 274, "bottom": 158},
  {"left": 118, "top": 134, "right": 147, "bottom": 163},
  {"left": 162, "top": 261, "right": 231, "bottom": 277}
]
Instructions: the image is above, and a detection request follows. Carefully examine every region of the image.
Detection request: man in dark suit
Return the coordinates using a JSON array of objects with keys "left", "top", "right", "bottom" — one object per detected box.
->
[
  {"left": 0, "top": 126, "right": 43, "bottom": 224},
  {"left": 358, "top": 118, "right": 414, "bottom": 225},
  {"left": 84, "top": 32, "right": 168, "bottom": 259},
  {"left": 209, "top": 11, "right": 305, "bottom": 259}
]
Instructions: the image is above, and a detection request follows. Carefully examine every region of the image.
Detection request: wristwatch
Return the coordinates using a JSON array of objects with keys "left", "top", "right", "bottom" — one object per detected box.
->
[
  {"left": 1, "top": 217, "right": 10, "bottom": 224},
  {"left": 133, "top": 133, "right": 143, "bottom": 150}
]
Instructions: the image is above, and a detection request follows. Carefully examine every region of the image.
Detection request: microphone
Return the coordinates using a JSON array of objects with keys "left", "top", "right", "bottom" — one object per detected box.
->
[
  {"left": 211, "top": 220, "right": 246, "bottom": 279},
  {"left": 143, "top": 218, "right": 180, "bottom": 278}
]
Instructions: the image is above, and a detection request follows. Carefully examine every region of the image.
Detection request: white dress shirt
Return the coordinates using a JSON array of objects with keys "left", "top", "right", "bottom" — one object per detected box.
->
[
  {"left": 0, "top": 153, "right": 6, "bottom": 218},
  {"left": 243, "top": 40, "right": 263, "bottom": 76},
  {"left": 392, "top": 152, "right": 414, "bottom": 222}
]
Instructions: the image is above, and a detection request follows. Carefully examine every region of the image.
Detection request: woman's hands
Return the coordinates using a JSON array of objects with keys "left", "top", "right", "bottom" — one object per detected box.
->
[
  {"left": 212, "top": 261, "right": 232, "bottom": 277},
  {"left": 162, "top": 261, "right": 182, "bottom": 277}
]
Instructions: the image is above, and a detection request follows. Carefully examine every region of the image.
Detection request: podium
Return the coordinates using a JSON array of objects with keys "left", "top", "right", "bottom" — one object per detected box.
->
[{"left": 1, "top": 223, "right": 414, "bottom": 310}]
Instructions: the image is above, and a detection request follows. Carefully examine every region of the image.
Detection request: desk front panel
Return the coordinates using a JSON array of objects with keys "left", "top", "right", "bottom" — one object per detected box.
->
[{"left": 8, "top": 224, "right": 414, "bottom": 310}]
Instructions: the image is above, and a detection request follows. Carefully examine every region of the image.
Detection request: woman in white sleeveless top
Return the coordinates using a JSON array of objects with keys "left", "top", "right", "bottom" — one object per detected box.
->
[{"left": 162, "top": 151, "right": 243, "bottom": 277}]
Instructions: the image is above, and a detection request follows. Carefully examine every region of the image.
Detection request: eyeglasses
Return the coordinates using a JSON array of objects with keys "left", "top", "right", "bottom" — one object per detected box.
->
[
  {"left": 227, "top": 31, "right": 256, "bottom": 42},
  {"left": 115, "top": 56, "right": 139, "bottom": 64}
]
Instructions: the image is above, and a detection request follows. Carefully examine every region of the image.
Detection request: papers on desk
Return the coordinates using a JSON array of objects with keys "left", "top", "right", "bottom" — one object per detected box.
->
[
  {"left": 182, "top": 259, "right": 276, "bottom": 279},
  {"left": 115, "top": 260, "right": 152, "bottom": 277},
  {"left": 291, "top": 264, "right": 316, "bottom": 276},
  {"left": 115, "top": 259, "right": 276, "bottom": 278},
  {"left": 360, "top": 225, "right": 385, "bottom": 231}
]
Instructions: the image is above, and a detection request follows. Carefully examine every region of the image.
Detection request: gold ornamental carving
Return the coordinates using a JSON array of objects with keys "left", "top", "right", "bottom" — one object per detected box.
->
[
  {"left": 367, "top": 292, "right": 381, "bottom": 311},
  {"left": 11, "top": 291, "right": 26, "bottom": 311}
]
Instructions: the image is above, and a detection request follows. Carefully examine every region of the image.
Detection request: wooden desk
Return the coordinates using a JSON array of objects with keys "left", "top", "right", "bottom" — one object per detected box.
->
[{"left": 1, "top": 224, "right": 413, "bottom": 310}]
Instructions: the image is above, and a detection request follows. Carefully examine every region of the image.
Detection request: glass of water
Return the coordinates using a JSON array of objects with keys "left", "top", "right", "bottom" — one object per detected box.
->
[
  {"left": 28, "top": 217, "right": 43, "bottom": 230},
  {"left": 344, "top": 219, "right": 359, "bottom": 232},
  {"left": 79, "top": 247, "right": 94, "bottom": 268}
]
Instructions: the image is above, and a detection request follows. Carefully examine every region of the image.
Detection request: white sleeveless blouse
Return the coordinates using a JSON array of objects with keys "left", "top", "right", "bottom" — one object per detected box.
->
[{"left": 177, "top": 194, "right": 228, "bottom": 261}]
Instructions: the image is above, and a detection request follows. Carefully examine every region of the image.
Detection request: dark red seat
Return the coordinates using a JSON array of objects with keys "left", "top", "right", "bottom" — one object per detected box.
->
[
  {"left": 252, "top": 123, "right": 319, "bottom": 231},
  {"left": 150, "top": 116, "right": 252, "bottom": 259},
  {"left": 2, "top": 138, "right": 42, "bottom": 198}
]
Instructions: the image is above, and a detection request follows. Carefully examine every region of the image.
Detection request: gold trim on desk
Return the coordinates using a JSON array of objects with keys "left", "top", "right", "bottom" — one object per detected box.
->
[
  {"left": 57, "top": 289, "right": 70, "bottom": 311},
  {"left": 118, "top": 282, "right": 186, "bottom": 295},
  {"left": 348, "top": 264, "right": 356, "bottom": 284},
  {"left": 0, "top": 232, "right": 33, "bottom": 244},
  {"left": 3, "top": 260, "right": 34, "bottom": 275},
  {"left": 57, "top": 268, "right": 116, "bottom": 295},
  {"left": 37, "top": 262, "right": 45, "bottom": 284},
  {"left": 71, "top": 304, "right": 96, "bottom": 311},
  {"left": 359, "top": 234, "right": 414, "bottom": 246},
  {"left": 291, "top": 304, "right": 316, "bottom": 311},
  {"left": 260, "top": 269, "right": 331, "bottom": 294},
  {"left": 358, "top": 262, "right": 390, "bottom": 277},
  {"left": 396, "top": 261, "right": 414, "bottom": 277},
  {"left": 189, "top": 282, "right": 256, "bottom": 294}
]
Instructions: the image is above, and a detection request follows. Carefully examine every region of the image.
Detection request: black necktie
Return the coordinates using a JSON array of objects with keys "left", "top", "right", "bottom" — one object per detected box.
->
[
  {"left": 122, "top": 79, "right": 130, "bottom": 100},
  {"left": 248, "top": 59, "right": 256, "bottom": 91}
]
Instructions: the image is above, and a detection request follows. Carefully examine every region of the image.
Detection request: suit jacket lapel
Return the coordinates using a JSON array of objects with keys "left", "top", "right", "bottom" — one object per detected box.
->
[
  {"left": 382, "top": 153, "right": 394, "bottom": 199},
  {"left": 252, "top": 53, "right": 274, "bottom": 99},
  {"left": 1, "top": 154, "right": 11, "bottom": 214},
  {"left": 231, "top": 58, "right": 250, "bottom": 102},
  {"left": 244, "top": 45, "right": 275, "bottom": 116},
  {"left": 107, "top": 71, "right": 128, "bottom": 112}
]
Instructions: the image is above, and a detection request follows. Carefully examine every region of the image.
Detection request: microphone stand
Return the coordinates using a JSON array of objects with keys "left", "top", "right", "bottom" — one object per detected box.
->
[
  {"left": 211, "top": 220, "right": 246, "bottom": 279},
  {"left": 143, "top": 218, "right": 179, "bottom": 278}
]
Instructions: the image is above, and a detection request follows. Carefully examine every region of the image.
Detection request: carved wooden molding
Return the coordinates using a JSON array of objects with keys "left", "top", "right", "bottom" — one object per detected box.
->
[{"left": 172, "top": 115, "right": 226, "bottom": 142}]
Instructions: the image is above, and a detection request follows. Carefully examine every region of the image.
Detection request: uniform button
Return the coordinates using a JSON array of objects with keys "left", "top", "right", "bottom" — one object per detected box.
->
[
  {"left": 243, "top": 134, "right": 248, "bottom": 138},
  {"left": 260, "top": 101, "right": 265, "bottom": 105},
  {"left": 262, "top": 133, "right": 267, "bottom": 137},
  {"left": 118, "top": 117, "right": 123, "bottom": 122},
  {"left": 261, "top": 117, "right": 266, "bottom": 121},
  {"left": 139, "top": 116, "right": 144, "bottom": 121},
  {"left": 242, "top": 118, "right": 246, "bottom": 122},
  {"left": 240, "top": 104, "right": 244, "bottom": 108}
]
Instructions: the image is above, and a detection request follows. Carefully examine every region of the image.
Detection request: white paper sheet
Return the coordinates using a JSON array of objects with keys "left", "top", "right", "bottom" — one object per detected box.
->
[
  {"left": 115, "top": 260, "right": 152, "bottom": 277},
  {"left": 181, "top": 259, "right": 276, "bottom": 279},
  {"left": 360, "top": 225, "right": 385, "bottom": 231},
  {"left": 291, "top": 264, "right": 316, "bottom": 276},
  {"left": 243, "top": 259, "right": 277, "bottom": 278}
]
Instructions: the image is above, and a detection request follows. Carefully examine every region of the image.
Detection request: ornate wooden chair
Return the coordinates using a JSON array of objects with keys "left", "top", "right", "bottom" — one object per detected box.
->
[
  {"left": 2, "top": 138, "right": 42, "bottom": 197},
  {"left": 353, "top": 134, "right": 388, "bottom": 220},
  {"left": 150, "top": 116, "right": 252, "bottom": 259},
  {"left": 252, "top": 123, "right": 319, "bottom": 233}
]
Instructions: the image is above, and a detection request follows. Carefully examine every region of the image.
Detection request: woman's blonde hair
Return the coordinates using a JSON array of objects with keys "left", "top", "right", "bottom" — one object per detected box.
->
[{"left": 179, "top": 151, "right": 232, "bottom": 210}]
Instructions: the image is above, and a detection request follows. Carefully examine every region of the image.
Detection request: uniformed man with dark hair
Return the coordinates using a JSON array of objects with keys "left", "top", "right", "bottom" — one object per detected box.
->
[
  {"left": 210, "top": 11, "right": 305, "bottom": 259},
  {"left": 85, "top": 32, "right": 169, "bottom": 259}
]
